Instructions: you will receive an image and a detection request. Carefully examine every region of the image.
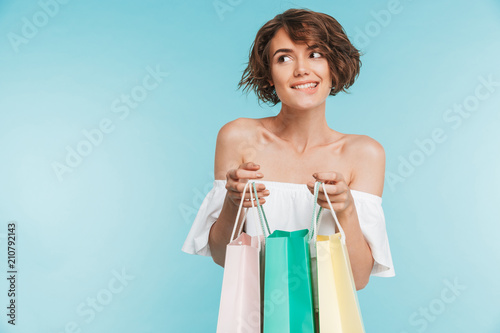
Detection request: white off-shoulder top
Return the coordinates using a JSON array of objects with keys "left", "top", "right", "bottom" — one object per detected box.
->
[{"left": 181, "top": 179, "right": 395, "bottom": 278}]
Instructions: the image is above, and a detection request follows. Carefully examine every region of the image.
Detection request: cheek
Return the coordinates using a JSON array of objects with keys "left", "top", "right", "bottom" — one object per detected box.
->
[
  {"left": 312, "top": 62, "right": 331, "bottom": 78},
  {"left": 271, "top": 69, "right": 286, "bottom": 85}
]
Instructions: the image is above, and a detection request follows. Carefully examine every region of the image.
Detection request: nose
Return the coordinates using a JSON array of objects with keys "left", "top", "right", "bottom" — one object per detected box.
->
[{"left": 294, "top": 56, "right": 310, "bottom": 76}]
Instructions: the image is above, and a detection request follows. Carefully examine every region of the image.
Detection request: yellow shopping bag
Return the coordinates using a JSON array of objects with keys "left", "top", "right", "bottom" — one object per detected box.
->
[{"left": 312, "top": 181, "right": 366, "bottom": 333}]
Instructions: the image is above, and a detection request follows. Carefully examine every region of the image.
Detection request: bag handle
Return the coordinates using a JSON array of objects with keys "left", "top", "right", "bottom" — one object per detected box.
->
[
  {"left": 229, "top": 181, "right": 268, "bottom": 244},
  {"left": 251, "top": 182, "right": 271, "bottom": 237},
  {"left": 311, "top": 181, "right": 346, "bottom": 244},
  {"left": 309, "top": 181, "right": 323, "bottom": 241},
  {"left": 230, "top": 182, "right": 250, "bottom": 243}
]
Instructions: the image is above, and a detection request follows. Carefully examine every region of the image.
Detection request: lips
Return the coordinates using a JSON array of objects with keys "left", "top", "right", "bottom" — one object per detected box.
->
[
  {"left": 290, "top": 81, "right": 320, "bottom": 94},
  {"left": 291, "top": 81, "right": 319, "bottom": 89}
]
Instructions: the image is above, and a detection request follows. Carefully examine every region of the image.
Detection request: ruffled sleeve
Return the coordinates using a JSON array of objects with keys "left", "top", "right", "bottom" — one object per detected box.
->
[
  {"left": 181, "top": 180, "right": 226, "bottom": 257},
  {"left": 351, "top": 190, "right": 395, "bottom": 277}
]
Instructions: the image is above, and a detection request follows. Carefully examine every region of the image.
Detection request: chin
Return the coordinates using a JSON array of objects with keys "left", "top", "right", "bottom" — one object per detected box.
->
[{"left": 285, "top": 99, "right": 324, "bottom": 110}]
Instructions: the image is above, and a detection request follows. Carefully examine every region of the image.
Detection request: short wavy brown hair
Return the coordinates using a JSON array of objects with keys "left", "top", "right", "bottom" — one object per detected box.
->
[{"left": 238, "top": 8, "right": 362, "bottom": 106}]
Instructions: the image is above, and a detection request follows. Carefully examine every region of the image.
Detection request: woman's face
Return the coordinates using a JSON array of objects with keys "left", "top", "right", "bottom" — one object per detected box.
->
[{"left": 268, "top": 28, "right": 333, "bottom": 110}]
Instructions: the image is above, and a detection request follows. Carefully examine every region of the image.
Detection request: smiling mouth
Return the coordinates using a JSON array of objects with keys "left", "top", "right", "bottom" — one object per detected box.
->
[{"left": 291, "top": 82, "right": 319, "bottom": 89}]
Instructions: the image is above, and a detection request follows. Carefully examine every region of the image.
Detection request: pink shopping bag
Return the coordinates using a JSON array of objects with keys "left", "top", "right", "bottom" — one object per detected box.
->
[{"left": 216, "top": 181, "right": 265, "bottom": 333}]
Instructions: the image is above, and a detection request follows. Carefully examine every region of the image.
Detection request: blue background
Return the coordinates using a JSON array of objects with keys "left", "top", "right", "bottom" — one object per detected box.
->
[{"left": 0, "top": 0, "right": 499, "bottom": 332}]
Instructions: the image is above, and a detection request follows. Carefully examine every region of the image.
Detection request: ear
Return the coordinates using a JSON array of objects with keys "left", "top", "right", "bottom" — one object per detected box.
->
[{"left": 268, "top": 79, "right": 274, "bottom": 87}]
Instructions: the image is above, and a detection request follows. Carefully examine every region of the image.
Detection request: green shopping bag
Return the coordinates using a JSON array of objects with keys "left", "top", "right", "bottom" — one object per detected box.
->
[{"left": 252, "top": 184, "right": 315, "bottom": 333}]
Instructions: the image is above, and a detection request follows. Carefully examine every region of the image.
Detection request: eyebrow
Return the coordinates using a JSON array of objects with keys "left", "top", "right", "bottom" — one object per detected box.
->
[{"left": 272, "top": 44, "right": 320, "bottom": 58}]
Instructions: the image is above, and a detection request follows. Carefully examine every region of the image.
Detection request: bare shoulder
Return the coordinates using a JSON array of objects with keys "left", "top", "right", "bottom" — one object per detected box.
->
[
  {"left": 345, "top": 134, "right": 386, "bottom": 162},
  {"left": 344, "top": 134, "right": 386, "bottom": 196},
  {"left": 217, "top": 117, "right": 258, "bottom": 139},
  {"left": 214, "top": 118, "right": 261, "bottom": 180}
]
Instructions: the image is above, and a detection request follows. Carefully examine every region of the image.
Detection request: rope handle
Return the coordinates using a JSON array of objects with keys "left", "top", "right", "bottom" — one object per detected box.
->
[
  {"left": 229, "top": 181, "right": 270, "bottom": 243},
  {"left": 229, "top": 181, "right": 251, "bottom": 242},
  {"left": 310, "top": 181, "right": 346, "bottom": 244},
  {"left": 252, "top": 182, "right": 271, "bottom": 236},
  {"left": 309, "top": 181, "right": 323, "bottom": 241}
]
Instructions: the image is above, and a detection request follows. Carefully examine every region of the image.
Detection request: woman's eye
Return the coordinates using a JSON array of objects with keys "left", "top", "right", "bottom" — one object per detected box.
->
[
  {"left": 278, "top": 55, "right": 291, "bottom": 63},
  {"left": 277, "top": 52, "right": 321, "bottom": 63}
]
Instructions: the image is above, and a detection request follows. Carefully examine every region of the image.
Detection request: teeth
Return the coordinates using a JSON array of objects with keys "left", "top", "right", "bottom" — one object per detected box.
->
[{"left": 292, "top": 82, "right": 318, "bottom": 89}]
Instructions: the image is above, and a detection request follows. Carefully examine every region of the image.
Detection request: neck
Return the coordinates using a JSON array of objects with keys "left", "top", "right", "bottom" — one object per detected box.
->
[{"left": 270, "top": 101, "right": 334, "bottom": 153}]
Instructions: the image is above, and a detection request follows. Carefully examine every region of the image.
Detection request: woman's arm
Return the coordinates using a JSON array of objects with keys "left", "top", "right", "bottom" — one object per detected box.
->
[
  {"left": 208, "top": 120, "right": 269, "bottom": 267},
  {"left": 346, "top": 136, "right": 386, "bottom": 289},
  {"left": 308, "top": 135, "right": 386, "bottom": 290},
  {"left": 208, "top": 192, "right": 247, "bottom": 267}
]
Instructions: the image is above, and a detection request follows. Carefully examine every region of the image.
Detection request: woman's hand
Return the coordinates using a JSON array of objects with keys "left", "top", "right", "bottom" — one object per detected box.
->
[
  {"left": 225, "top": 162, "right": 270, "bottom": 208},
  {"left": 307, "top": 171, "right": 354, "bottom": 216}
]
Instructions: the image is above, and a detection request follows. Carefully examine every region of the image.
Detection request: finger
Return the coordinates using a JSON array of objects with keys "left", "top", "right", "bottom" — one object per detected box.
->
[
  {"left": 230, "top": 189, "right": 270, "bottom": 200},
  {"left": 317, "top": 198, "right": 348, "bottom": 212},
  {"left": 243, "top": 198, "right": 267, "bottom": 208},
  {"left": 312, "top": 171, "right": 344, "bottom": 184},
  {"left": 319, "top": 183, "right": 346, "bottom": 196},
  {"left": 306, "top": 182, "right": 344, "bottom": 196},
  {"left": 234, "top": 196, "right": 267, "bottom": 208},
  {"left": 306, "top": 181, "right": 316, "bottom": 193},
  {"left": 316, "top": 189, "right": 348, "bottom": 203},
  {"left": 239, "top": 162, "right": 261, "bottom": 170},
  {"left": 226, "top": 182, "right": 267, "bottom": 194},
  {"left": 227, "top": 168, "right": 264, "bottom": 181}
]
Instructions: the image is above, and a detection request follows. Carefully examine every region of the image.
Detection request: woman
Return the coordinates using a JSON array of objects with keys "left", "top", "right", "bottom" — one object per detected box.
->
[{"left": 182, "top": 6, "right": 394, "bottom": 300}]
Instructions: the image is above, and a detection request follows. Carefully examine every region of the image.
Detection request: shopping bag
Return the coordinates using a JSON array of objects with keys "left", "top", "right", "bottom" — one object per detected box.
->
[
  {"left": 256, "top": 192, "right": 315, "bottom": 332},
  {"left": 311, "top": 181, "right": 366, "bottom": 332},
  {"left": 216, "top": 181, "right": 267, "bottom": 333}
]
